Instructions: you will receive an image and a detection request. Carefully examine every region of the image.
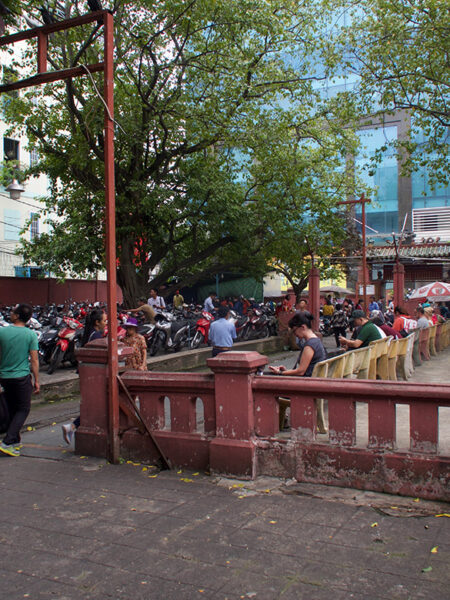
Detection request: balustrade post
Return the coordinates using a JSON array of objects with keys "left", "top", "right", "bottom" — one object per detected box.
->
[
  {"left": 75, "top": 339, "right": 133, "bottom": 458},
  {"left": 207, "top": 351, "right": 267, "bottom": 478}
]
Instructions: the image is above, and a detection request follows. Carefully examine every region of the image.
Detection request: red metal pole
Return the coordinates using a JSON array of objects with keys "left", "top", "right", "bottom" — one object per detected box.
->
[
  {"left": 361, "top": 194, "right": 368, "bottom": 314},
  {"left": 37, "top": 31, "right": 47, "bottom": 73},
  {"left": 103, "top": 12, "right": 119, "bottom": 464}
]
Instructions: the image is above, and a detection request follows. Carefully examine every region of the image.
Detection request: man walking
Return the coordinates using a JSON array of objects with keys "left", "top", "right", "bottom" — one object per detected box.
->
[
  {"left": 0, "top": 303, "right": 40, "bottom": 457},
  {"left": 209, "top": 306, "right": 236, "bottom": 357}
]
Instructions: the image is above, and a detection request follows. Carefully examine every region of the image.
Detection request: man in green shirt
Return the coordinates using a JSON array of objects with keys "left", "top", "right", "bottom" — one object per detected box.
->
[
  {"left": 338, "top": 309, "right": 382, "bottom": 349},
  {"left": 0, "top": 304, "right": 40, "bottom": 457}
]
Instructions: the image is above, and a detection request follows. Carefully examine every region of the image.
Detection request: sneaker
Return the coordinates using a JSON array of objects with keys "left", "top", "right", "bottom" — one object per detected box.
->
[
  {"left": 0, "top": 441, "right": 20, "bottom": 457},
  {"left": 62, "top": 423, "right": 74, "bottom": 444}
]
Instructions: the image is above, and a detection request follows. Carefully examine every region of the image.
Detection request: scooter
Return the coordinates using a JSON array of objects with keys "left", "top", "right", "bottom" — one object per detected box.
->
[
  {"left": 149, "top": 311, "right": 194, "bottom": 356},
  {"left": 38, "top": 315, "right": 63, "bottom": 366},
  {"left": 189, "top": 310, "right": 214, "bottom": 349},
  {"left": 240, "top": 308, "right": 269, "bottom": 340},
  {"left": 47, "top": 316, "right": 84, "bottom": 374}
]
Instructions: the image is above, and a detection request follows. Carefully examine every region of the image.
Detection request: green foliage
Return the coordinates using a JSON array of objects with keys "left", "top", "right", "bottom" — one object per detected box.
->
[
  {"left": 337, "top": 0, "right": 449, "bottom": 188},
  {"left": 8, "top": 0, "right": 361, "bottom": 304},
  {"left": 0, "top": 160, "right": 28, "bottom": 187}
]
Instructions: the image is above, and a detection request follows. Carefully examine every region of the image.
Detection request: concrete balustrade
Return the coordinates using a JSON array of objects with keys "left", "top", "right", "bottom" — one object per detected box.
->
[{"left": 75, "top": 344, "right": 450, "bottom": 500}]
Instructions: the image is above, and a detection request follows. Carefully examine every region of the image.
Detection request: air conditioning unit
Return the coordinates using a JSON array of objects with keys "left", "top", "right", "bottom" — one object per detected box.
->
[{"left": 412, "top": 207, "right": 450, "bottom": 242}]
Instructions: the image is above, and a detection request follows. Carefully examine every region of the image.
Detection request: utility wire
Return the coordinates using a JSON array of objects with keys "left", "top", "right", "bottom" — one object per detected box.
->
[
  {"left": 8, "top": 196, "right": 44, "bottom": 210},
  {"left": 79, "top": 64, "right": 127, "bottom": 135},
  {"left": 0, "top": 219, "right": 23, "bottom": 229}
]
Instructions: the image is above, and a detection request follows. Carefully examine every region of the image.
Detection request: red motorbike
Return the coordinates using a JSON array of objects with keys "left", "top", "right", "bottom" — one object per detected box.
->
[
  {"left": 47, "top": 316, "right": 84, "bottom": 374},
  {"left": 189, "top": 310, "right": 214, "bottom": 349}
]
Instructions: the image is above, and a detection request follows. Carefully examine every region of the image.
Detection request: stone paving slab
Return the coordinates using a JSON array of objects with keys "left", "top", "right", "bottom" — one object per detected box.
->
[{"left": 1, "top": 436, "right": 449, "bottom": 600}]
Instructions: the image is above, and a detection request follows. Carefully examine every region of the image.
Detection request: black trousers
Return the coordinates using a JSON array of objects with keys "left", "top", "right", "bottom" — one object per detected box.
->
[
  {"left": 0, "top": 375, "right": 32, "bottom": 445},
  {"left": 333, "top": 327, "right": 347, "bottom": 348}
]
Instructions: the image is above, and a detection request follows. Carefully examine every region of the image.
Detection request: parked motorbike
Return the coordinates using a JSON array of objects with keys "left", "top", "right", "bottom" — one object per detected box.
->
[
  {"left": 189, "top": 310, "right": 214, "bottom": 349},
  {"left": 229, "top": 311, "right": 249, "bottom": 341},
  {"left": 149, "top": 311, "right": 194, "bottom": 356},
  {"left": 47, "top": 316, "right": 84, "bottom": 374},
  {"left": 240, "top": 308, "right": 269, "bottom": 340},
  {"left": 38, "top": 316, "right": 63, "bottom": 366}
]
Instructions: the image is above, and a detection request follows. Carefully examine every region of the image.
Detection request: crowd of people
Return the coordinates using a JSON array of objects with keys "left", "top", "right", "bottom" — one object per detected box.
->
[{"left": 269, "top": 294, "right": 449, "bottom": 395}]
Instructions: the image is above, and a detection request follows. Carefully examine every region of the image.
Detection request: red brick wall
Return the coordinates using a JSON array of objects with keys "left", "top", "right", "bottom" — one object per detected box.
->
[{"left": 0, "top": 276, "right": 123, "bottom": 306}]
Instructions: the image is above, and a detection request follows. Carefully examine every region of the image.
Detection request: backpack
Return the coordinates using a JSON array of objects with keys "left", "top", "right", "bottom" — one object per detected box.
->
[{"left": 399, "top": 316, "right": 417, "bottom": 337}]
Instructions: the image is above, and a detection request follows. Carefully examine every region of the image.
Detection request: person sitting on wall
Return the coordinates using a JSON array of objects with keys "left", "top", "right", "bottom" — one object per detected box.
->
[
  {"left": 268, "top": 311, "right": 327, "bottom": 432},
  {"left": 392, "top": 306, "right": 417, "bottom": 335},
  {"left": 339, "top": 310, "right": 382, "bottom": 349},
  {"left": 415, "top": 306, "right": 430, "bottom": 329},
  {"left": 269, "top": 312, "right": 326, "bottom": 377},
  {"left": 209, "top": 306, "right": 236, "bottom": 357}
]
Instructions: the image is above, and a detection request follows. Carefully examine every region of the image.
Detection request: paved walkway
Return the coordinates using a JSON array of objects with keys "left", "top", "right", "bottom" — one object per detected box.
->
[
  {"left": 1, "top": 340, "right": 449, "bottom": 599},
  {"left": 1, "top": 446, "right": 449, "bottom": 599}
]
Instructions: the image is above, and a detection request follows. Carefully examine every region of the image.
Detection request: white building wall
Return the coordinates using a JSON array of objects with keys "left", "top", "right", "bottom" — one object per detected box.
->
[{"left": 0, "top": 38, "right": 50, "bottom": 277}]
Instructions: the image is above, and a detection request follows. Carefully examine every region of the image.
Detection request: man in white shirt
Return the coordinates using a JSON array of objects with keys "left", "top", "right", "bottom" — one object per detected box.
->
[
  {"left": 203, "top": 292, "right": 217, "bottom": 313},
  {"left": 147, "top": 288, "right": 166, "bottom": 310}
]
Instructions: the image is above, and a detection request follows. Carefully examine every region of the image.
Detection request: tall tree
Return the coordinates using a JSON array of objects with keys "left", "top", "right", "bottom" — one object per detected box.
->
[
  {"left": 6, "top": 0, "right": 359, "bottom": 305},
  {"left": 338, "top": 0, "right": 449, "bottom": 187}
]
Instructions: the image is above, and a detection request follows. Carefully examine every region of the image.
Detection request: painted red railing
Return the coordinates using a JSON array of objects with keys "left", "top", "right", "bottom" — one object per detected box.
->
[{"left": 76, "top": 343, "right": 450, "bottom": 500}]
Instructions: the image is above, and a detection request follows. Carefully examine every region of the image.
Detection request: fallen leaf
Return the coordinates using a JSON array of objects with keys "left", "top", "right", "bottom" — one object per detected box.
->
[
  {"left": 263, "top": 489, "right": 271, "bottom": 493},
  {"left": 80, "top": 456, "right": 87, "bottom": 459},
  {"left": 231, "top": 483, "right": 244, "bottom": 488},
  {"left": 148, "top": 474, "right": 158, "bottom": 478},
  {"left": 421, "top": 566, "right": 432, "bottom": 573},
  {"left": 269, "top": 520, "right": 277, "bottom": 524},
  {"left": 177, "top": 470, "right": 182, "bottom": 474},
  {"left": 238, "top": 495, "right": 246, "bottom": 499},
  {"left": 413, "top": 498, "right": 420, "bottom": 503},
  {"left": 371, "top": 522, "right": 378, "bottom": 528},
  {"left": 193, "top": 472, "right": 199, "bottom": 476},
  {"left": 52, "top": 422, "right": 56, "bottom": 426},
  {"left": 431, "top": 546, "right": 438, "bottom": 553},
  {"left": 180, "top": 478, "right": 194, "bottom": 483},
  {"left": 26, "top": 426, "right": 34, "bottom": 431},
  {"left": 100, "top": 495, "right": 106, "bottom": 498},
  {"left": 390, "top": 506, "right": 398, "bottom": 510},
  {"left": 435, "top": 513, "right": 450, "bottom": 518},
  {"left": 142, "top": 467, "right": 148, "bottom": 472}
]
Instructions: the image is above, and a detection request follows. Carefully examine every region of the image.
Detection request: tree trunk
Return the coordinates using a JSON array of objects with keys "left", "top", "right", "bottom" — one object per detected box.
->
[{"left": 117, "top": 241, "right": 148, "bottom": 307}]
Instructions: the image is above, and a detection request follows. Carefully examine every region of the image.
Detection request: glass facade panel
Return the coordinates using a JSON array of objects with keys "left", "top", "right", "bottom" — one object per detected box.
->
[
  {"left": 355, "top": 126, "right": 398, "bottom": 234},
  {"left": 412, "top": 167, "right": 450, "bottom": 209}
]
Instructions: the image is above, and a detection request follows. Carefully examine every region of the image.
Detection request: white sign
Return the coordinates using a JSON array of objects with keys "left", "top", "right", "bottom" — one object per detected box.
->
[{"left": 359, "top": 284, "right": 375, "bottom": 295}]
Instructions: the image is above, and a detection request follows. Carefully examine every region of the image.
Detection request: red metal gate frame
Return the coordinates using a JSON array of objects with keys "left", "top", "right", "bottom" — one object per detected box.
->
[{"left": 0, "top": 10, "right": 120, "bottom": 463}]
